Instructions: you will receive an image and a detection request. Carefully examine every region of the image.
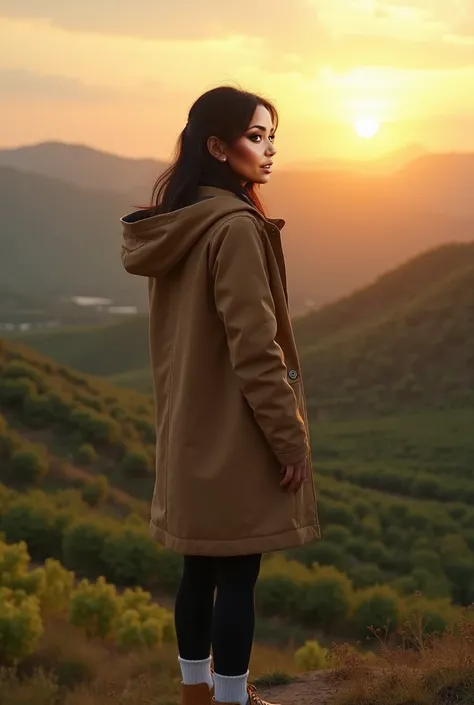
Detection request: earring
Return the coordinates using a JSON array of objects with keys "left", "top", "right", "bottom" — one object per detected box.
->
[{"left": 221, "top": 156, "right": 227, "bottom": 162}]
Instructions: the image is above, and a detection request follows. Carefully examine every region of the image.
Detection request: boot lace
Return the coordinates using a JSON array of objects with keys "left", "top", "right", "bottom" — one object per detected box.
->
[{"left": 247, "top": 684, "right": 267, "bottom": 705}]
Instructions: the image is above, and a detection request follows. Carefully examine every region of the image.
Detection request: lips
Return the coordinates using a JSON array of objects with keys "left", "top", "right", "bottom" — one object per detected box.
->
[{"left": 261, "top": 162, "right": 273, "bottom": 170}]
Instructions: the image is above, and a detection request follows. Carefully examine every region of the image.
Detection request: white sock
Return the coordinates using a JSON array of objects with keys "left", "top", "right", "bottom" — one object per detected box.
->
[
  {"left": 213, "top": 671, "right": 249, "bottom": 705},
  {"left": 178, "top": 655, "right": 214, "bottom": 690}
]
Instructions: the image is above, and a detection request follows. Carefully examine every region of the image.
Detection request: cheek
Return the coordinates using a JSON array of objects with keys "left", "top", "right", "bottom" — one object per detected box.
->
[{"left": 230, "top": 141, "right": 260, "bottom": 165}]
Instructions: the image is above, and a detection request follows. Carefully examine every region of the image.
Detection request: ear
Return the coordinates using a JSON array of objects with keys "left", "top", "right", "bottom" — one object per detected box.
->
[{"left": 207, "top": 136, "right": 228, "bottom": 163}]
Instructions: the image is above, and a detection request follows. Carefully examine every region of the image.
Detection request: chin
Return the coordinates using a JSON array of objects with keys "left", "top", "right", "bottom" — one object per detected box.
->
[{"left": 253, "top": 173, "right": 271, "bottom": 185}]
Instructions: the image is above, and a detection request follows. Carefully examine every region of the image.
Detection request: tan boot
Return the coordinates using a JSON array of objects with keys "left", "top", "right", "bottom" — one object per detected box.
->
[
  {"left": 212, "top": 683, "right": 281, "bottom": 705},
  {"left": 182, "top": 682, "right": 214, "bottom": 705}
]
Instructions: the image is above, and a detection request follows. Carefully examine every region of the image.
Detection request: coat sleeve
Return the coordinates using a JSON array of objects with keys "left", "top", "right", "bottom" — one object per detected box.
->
[{"left": 210, "top": 215, "right": 309, "bottom": 466}]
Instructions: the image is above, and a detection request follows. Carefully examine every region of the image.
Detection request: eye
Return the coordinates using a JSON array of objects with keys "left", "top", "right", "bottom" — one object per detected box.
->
[
  {"left": 269, "top": 134, "right": 275, "bottom": 143},
  {"left": 248, "top": 133, "right": 262, "bottom": 142}
]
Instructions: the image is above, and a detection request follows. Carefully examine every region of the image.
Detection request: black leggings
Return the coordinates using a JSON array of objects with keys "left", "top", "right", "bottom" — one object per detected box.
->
[{"left": 174, "top": 554, "right": 262, "bottom": 676}]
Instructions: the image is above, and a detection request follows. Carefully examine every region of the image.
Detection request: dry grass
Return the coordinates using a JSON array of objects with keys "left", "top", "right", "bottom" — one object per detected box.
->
[
  {"left": 329, "top": 603, "right": 474, "bottom": 705},
  {"left": 4, "top": 603, "right": 474, "bottom": 705}
]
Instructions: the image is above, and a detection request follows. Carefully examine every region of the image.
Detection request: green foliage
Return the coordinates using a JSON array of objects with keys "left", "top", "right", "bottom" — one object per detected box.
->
[
  {"left": 8, "top": 448, "right": 48, "bottom": 484},
  {"left": 0, "top": 498, "right": 67, "bottom": 562},
  {"left": 121, "top": 449, "right": 152, "bottom": 477},
  {"left": 101, "top": 528, "right": 161, "bottom": 587},
  {"left": 295, "top": 566, "right": 353, "bottom": 633},
  {"left": 75, "top": 443, "right": 97, "bottom": 466},
  {"left": 69, "top": 576, "right": 118, "bottom": 639},
  {"left": 294, "top": 640, "right": 331, "bottom": 671},
  {"left": 81, "top": 476, "right": 109, "bottom": 506},
  {"left": 62, "top": 520, "right": 109, "bottom": 577},
  {"left": 0, "top": 588, "right": 44, "bottom": 663},
  {"left": 351, "top": 585, "right": 402, "bottom": 639},
  {"left": 256, "top": 576, "right": 298, "bottom": 618},
  {"left": 38, "top": 558, "right": 75, "bottom": 615}
]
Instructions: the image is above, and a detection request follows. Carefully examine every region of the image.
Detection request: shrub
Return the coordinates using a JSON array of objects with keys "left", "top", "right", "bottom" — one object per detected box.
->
[
  {"left": 74, "top": 443, "right": 97, "bottom": 466},
  {"left": 0, "top": 588, "right": 44, "bottom": 663},
  {"left": 121, "top": 450, "right": 151, "bottom": 477},
  {"left": 101, "top": 528, "right": 161, "bottom": 587},
  {"left": 69, "top": 409, "right": 120, "bottom": 445},
  {"left": 352, "top": 585, "right": 401, "bottom": 639},
  {"left": 0, "top": 377, "right": 36, "bottom": 409},
  {"left": 62, "top": 520, "right": 110, "bottom": 578},
  {"left": 81, "top": 476, "right": 109, "bottom": 507},
  {"left": 256, "top": 576, "right": 299, "bottom": 618},
  {"left": 69, "top": 576, "right": 118, "bottom": 639},
  {"left": 38, "top": 558, "right": 75, "bottom": 615},
  {"left": 9, "top": 448, "right": 48, "bottom": 484},
  {"left": 295, "top": 566, "right": 353, "bottom": 632},
  {"left": 295, "top": 640, "right": 331, "bottom": 671},
  {"left": 0, "top": 500, "right": 65, "bottom": 562}
]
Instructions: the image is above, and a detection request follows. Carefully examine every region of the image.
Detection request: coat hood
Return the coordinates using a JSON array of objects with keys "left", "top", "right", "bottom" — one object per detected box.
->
[{"left": 121, "top": 187, "right": 284, "bottom": 278}]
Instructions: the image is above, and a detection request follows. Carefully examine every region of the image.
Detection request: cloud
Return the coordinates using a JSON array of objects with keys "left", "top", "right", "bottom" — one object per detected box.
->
[
  {"left": 0, "top": 0, "right": 319, "bottom": 41},
  {"left": 0, "top": 68, "right": 121, "bottom": 100}
]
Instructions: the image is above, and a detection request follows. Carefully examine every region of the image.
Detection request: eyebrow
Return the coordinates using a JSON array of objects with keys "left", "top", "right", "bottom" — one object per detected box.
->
[{"left": 247, "top": 124, "right": 274, "bottom": 132}]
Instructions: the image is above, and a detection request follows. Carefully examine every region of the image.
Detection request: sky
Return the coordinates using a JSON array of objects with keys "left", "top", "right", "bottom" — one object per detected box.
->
[{"left": 1, "top": 0, "right": 474, "bottom": 162}]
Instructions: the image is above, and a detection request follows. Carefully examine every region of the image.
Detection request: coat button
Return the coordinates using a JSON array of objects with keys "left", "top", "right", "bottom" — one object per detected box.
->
[{"left": 288, "top": 369, "right": 299, "bottom": 381}]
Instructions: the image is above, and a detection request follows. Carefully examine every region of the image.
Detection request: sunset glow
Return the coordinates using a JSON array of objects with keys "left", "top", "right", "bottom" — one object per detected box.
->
[
  {"left": 0, "top": 2, "right": 473, "bottom": 161},
  {"left": 354, "top": 116, "right": 381, "bottom": 139}
]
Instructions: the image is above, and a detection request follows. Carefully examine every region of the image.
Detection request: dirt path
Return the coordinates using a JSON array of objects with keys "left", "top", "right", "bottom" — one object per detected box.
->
[{"left": 258, "top": 670, "right": 346, "bottom": 705}]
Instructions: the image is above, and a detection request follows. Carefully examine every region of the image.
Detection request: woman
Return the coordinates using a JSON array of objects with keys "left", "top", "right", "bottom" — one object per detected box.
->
[{"left": 121, "top": 86, "right": 320, "bottom": 705}]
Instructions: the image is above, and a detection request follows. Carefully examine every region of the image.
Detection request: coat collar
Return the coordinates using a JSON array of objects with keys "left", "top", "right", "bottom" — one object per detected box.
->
[{"left": 197, "top": 186, "right": 285, "bottom": 232}]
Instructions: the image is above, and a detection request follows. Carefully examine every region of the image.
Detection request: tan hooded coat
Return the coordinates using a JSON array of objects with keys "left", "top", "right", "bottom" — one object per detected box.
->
[{"left": 121, "top": 186, "right": 320, "bottom": 556}]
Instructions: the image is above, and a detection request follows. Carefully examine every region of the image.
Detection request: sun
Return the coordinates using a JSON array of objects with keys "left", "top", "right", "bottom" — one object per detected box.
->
[{"left": 354, "top": 115, "right": 381, "bottom": 139}]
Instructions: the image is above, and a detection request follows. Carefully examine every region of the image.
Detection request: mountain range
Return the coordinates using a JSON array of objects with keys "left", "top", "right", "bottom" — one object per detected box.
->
[{"left": 1, "top": 141, "right": 473, "bottom": 315}]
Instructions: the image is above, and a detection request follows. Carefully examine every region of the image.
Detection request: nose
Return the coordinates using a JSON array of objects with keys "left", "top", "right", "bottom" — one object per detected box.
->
[{"left": 267, "top": 141, "right": 276, "bottom": 156}]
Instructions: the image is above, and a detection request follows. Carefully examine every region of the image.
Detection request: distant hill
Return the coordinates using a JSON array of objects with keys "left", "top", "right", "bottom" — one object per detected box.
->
[
  {"left": 11, "top": 242, "right": 474, "bottom": 411},
  {"left": 0, "top": 141, "right": 166, "bottom": 202},
  {"left": 298, "top": 242, "right": 474, "bottom": 417},
  {"left": 0, "top": 166, "right": 147, "bottom": 308},
  {"left": 2, "top": 145, "right": 474, "bottom": 316},
  {"left": 287, "top": 143, "right": 427, "bottom": 173}
]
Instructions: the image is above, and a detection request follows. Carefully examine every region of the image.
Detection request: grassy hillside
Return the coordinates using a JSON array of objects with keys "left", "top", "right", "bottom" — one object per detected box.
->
[
  {"left": 300, "top": 251, "right": 474, "bottom": 417},
  {"left": 1, "top": 336, "right": 474, "bottom": 607},
  {"left": 12, "top": 241, "right": 474, "bottom": 407},
  {"left": 2, "top": 333, "right": 474, "bottom": 698}
]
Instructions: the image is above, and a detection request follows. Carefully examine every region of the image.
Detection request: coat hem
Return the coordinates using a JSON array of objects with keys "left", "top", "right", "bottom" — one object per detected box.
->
[{"left": 149, "top": 520, "right": 321, "bottom": 556}]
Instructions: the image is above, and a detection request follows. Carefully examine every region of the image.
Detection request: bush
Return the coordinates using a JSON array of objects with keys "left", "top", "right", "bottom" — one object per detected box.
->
[
  {"left": 101, "top": 528, "right": 161, "bottom": 587},
  {"left": 0, "top": 500, "right": 66, "bottom": 562},
  {"left": 74, "top": 443, "right": 97, "bottom": 466},
  {"left": 121, "top": 450, "right": 151, "bottom": 477},
  {"left": 81, "top": 476, "right": 109, "bottom": 507},
  {"left": 256, "top": 576, "right": 299, "bottom": 618},
  {"left": 62, "top": 520, "right": 109, "bottom": 578},
  {"left": 0, "top": 378, "right": 37, "bottom": 409},
  {"left": 352, "top": 585, "right": 401, "bottom": 639},
  {"left": 295, "top": 640, "right": 331, "bottom": 671},
  {"left": 69, "top": 409, "right": 120, "bottom": 445},
  {"left": 295, "top": 566, "right": 353, "bottom": 632},
  {"left": 0, "top": 588, "right": 44, "bottom": 663},
  {"left": 38, "top": 558, "right": 75, "bottom": 615},
  {"left": 69, "top": 576, "right": 118, "bottom": 639},
  {"left": 9, "top": 449, "right": 48, "bottom": 484}
]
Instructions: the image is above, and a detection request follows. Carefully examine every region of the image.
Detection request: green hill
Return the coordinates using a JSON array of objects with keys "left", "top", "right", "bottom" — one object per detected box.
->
[
  {"left": 299, "top": 246, "right": 474, "bottom": 417},
  {"left": 0, "top": 166, "right": 147, "bottom": 308},
  {"left": 1, "top": 333, "right": 474, "bottom": 607},
  {"left": 3, "top": 147, "right": 474, "bottom": 319},
  {"left": 11, "top": 240, "right": 474, "bottom": 406}
]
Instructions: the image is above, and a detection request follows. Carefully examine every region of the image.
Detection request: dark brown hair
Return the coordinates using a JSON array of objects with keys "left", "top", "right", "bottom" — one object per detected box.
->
[{"left": 151, "top": 85, "right": 278, "bottom": 214}]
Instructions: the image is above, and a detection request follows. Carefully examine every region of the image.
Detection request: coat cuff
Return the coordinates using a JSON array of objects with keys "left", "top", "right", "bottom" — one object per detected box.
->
[{"left": 274, "top": 444, "right": 309, "bottom": 466}]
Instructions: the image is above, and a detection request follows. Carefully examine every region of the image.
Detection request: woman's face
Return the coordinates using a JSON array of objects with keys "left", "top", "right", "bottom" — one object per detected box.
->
[{"left": 213, "top": 105, "right": 277, "bottom": 185}]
